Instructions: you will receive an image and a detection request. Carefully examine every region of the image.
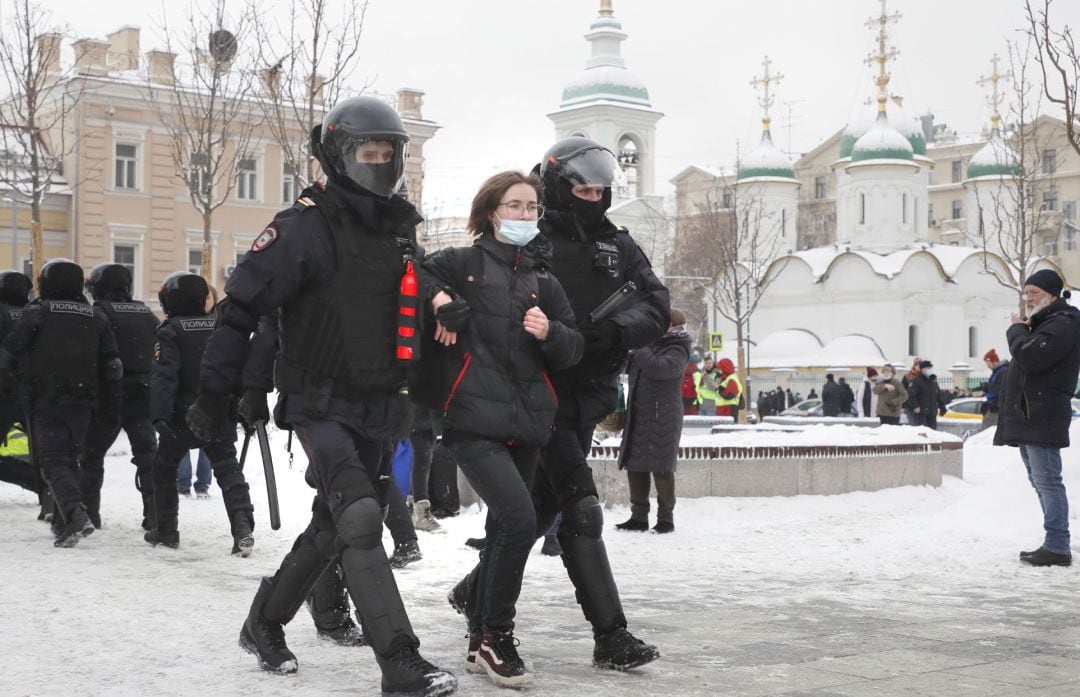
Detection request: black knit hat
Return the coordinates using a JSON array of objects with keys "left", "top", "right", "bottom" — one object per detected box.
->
[{"left": 1024, "top": 269, "right": 1071, "bottom": 299}]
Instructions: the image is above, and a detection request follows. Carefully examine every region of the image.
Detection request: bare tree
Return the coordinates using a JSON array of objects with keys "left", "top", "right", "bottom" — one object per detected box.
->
[
  {"left": 0, "top": 0, "right": 82, "bottom": 284},
  {"left": 143, "top": 0, "right": 260, "bottom": 283},
  {"left": 1026, "top": 0, "right": 1080, "bottom": 159},
  {"left": 252, "top": 0, "right": 370, "bottom": 192},
  {"left": 968, "top": 40, "right": 1061, "bottom": 311},
  {"left": 671, "top": 168, "right": 789, "bottom": 422}
]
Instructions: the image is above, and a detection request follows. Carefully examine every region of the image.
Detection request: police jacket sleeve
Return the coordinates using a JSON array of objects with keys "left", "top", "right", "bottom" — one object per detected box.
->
[
  {"left": 241, "top": 310, "right": 279, "bottom": 392},
  {"left": 200, "top": 210, "right": 332, "bottom": 396},
  {"left": 1007, "top": 314, "right": 1080, "bottom": 375},
  {"left": 150, "top": 323, "right": 182, "bottom": 423},
  {"left": 95, "top": 308, "right": 123, "bottom": 380},
  {"left": 538, "top": 274, "right": 584, "bottom": 371},
  {"left": 0, "top": 304, "right": 41, "bottom": 367},
  {"left": 610, "top": 239, "right": 671, "bottom": 351}
]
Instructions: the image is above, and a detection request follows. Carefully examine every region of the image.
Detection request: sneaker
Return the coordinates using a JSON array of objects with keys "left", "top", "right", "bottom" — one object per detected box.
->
[
  {"left": 53, "top": 505, "right": 96, "bottom": 548},
  {"left": 593, "top": 627, "right": 660, "bottom": 671},
  {"left": 376, "top": 644, "right": 457, "bottom": 697},
  {"left": 390, "top": 539, "right": 422, "bottom": 568},
  {"left": 652, "top": 521, "right": 674, "bottom": 534},
  {"left": 412, "top": 499, "right": 443, "bottom": 533},
  {"left": 464, "top": 537, "right": 486, "bottom": 551},
  {"left": 430, "top": 506, "right": 459, "bottom": 519},
  {"left": 540, "top": 535, "right": 562, "bottom": 557},
  {"left": 464, "top": 631, "right": 482, "bottom": 674},
  {"left": 144, "top": 529, "right": 180, "bottom": 548},
  {"left": 1020, "top": 547, "right": 1072, "bottom": 567},
  {"left": 178, "top": 488, "right": 191, "bottom": 498},
  {"left": 231, "top": 515, "right": 255, "bottom": 558},
  {"left": 195, "top": 490, "right": 211, "bottom": 500},
  {"left": 614, "top": 518, "right": 649, "bottom": 532},
  {"left": 239, "top": 578, "right": 298, "bottom": 674},
  {"left": 476, "top": 629, "right": 532, "bottom": 687}
]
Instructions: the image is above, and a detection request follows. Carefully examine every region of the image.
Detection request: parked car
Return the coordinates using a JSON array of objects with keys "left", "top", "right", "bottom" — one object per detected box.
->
[
  {"left": 943, "top": 397, "right": 985, "bottom": 421},
  {"left": 780, "top": 398, "right": 823, "bottom": 417}
]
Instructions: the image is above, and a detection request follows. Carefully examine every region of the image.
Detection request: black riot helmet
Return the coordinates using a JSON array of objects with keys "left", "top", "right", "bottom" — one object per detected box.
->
[
  {"left": 539, "top": 137, "right": 621, "bottom": 225},
  {"left": 86, "top": 263, "right": 133, "bottom": 302},
  {"left": 0, "top": 269, "right": 33, "bottom": 306},
  {"left": 313, "top": 96, "right": 410, "bottom": 199},
  {"left": 158, "top": 271, "right": 209, "bottom": 317},
  {"left": 38, "top": 259, "right": 85, "bottom": 301}
]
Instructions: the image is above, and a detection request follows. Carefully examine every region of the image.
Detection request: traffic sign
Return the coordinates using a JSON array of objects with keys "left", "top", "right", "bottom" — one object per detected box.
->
[{"left": 708, "top": 332, "right": 723, "bottom": 351}]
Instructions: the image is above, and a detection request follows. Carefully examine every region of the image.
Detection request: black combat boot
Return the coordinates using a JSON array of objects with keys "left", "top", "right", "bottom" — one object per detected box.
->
[
  {"left": 53, "top": 503, "right": 96, "bottom": 548},
  {"left": 592, "top": 627, "right": 660, "bottom": 670},
  {"left": 307, "top": 562, "right": 366, "bottom": 646},
  {"left": 376, "top": 645, "right": 458, "bottom": 697},
  {"left": 389, "top": 538, "right": 422, "bottom": 568},
  {"left": 144, "top": 528, "right": 180, "bottom": 548},
  {"left": 230, "top": 511, "right": 255, "bottom": 557},
  {"left": 239, "top": 577, "right": 299, "bottom": 674}
]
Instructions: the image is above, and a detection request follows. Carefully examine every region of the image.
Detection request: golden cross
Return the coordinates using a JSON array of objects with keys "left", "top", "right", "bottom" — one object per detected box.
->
[
  {"left": 750, "top": 55, "right": 783, "bottom": 130},
  {"left": 863, "top": 0, "right": 901, "bottom": 111},
  {"left": 977, "top": 52, "right": 1013, "bottom": 131}
]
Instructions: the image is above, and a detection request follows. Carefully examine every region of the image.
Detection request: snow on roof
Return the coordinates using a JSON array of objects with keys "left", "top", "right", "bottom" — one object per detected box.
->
[
  {"left": 966, "top": 133, "right": 1019, "bottom": 179},
  {"left": 780, "top": 243, "right": 992, "bottom": 283},
  {"left": 851, "top": 115, "right": 914, "bottom": 161},
  {"left": 841, "top": 100, "right": 927, "bottom": 157},
  {"left": 738, "top": 130, "right": 797, "bottom": 182},
  {"left": 752, "top": 329, "right": 823, "bottom": 368},
  {"left": 810, "top": 334, "right": 887, "bottom": 367},
  {"left": 560, "top": 65, "right": 651, "bottom": 108}
]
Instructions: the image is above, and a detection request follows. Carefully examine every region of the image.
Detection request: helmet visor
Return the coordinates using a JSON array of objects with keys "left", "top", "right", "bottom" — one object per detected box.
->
[
  {"left": 335, "top": 132, "right": 409, "bottom": 198},
  {"left": 553, "top": 146, "right": 621, "bottom": 188}
]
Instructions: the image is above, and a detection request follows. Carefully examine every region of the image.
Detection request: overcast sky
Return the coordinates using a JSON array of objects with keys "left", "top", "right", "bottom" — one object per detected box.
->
[{"left": 27, "top": 0, "right": 1080, "bottom": 216}]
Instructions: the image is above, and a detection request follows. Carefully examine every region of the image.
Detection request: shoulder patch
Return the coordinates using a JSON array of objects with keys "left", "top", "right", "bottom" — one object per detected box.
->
[
  {"left": 154, "top": 342, "right": 161, "bottom": 361},
  {"left": 252, "top": 225, "right": 279, "bottom": 252},
  {"left": 297, "top": 196, "right": 316, "bottom": 207}
]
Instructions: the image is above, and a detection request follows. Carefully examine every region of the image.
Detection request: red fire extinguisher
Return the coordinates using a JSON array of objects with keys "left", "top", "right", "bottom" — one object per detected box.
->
[{"left": 397, "top": 259, "right": 419, "bottom": 362}]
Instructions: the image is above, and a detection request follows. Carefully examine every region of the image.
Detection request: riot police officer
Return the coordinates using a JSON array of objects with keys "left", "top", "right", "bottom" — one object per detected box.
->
[
  {"left": 0, "top": 260, "right": 122, "bottom": 547},
  {"left": 449, "top": 137, "right": 669, "bottom": 670},
  {"left": 0, "top": 270, "right": 44, "bottom": 502},
  {"left": 146, "top": 271, "right": 254, "bottom": 554},
  {"left": 80, "top": 263, "right": 159, "bottom": 529},
  {"left": 186, "top": 96, "right": 456, "bottom": 697}
]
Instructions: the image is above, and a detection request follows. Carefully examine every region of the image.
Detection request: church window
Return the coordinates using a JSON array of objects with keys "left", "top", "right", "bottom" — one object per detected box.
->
[
  {"left": 722, "top": 187, "right": 733, "bottom": 209},
  {"left": 968, "top": 327, "right": 978, "bottom": 358},
  {"left": 814, "top": 177, "right": 826, "bottom": 199},
  {"left": 908, "top": 325, "right": 919, "bottom": 355},
  {"left": 928, "top": 203, "right": 935, "bottom": 226},
  {"left": 902, "top": 193, "right": 908, "bottom": 224},
  {"left": 781, "top": 209, "right": 787, "bottom": 238},
  {"left": 951, "top": 200, "right": 962, "bottom": 220},
  {"left": 859, "top": 193, "right": 866, "bottom": 224},
  {"left": 951, "top": 161, "right": 962, "bottom": 183},
  {"left": 618, "top": 136, "right": 639, "bottom": 197}
]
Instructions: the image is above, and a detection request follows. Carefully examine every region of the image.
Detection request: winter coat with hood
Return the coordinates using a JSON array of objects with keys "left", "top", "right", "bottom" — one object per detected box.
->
[
  {"left": 421, "top": 233, "right": 584, "bottom": 448},
  {"left": 714, "top": 357, "right": 742, "bottom": 416},
  {"left": 618, "top": 329, "right": 691, "bottom": 474},
  {"left": 908, "top": 373, "right": 947, "bottom": 418},
  {"left": 871, "top": 375, "right": 908, "bottom": 418},
  {"left": 994, "top": 298, "right": 1080, "bottom": 449}
]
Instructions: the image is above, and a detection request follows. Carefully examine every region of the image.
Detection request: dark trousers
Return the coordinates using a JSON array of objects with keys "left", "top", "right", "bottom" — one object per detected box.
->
[
  {"left": 878, "top": 415, "right": 900, "bottom": 425},
  {"left": 409, "top": 428, "right": 435, "bottom": 501},
  {"left": 32, "top": 405, "right": 92, "bottom": 515},
  {"left": 627, "top": 471, "right": 675, "bottom": 524},
  {"left": 81, "top": 409, "right": 156, "bottom": 519},
  {"left": 152, "top": 420, "right": 251, "bottom": 532},
  {"left": 915, "top": 412, "right": 938, "bottom": 430},
  {"left": 383, "top": 476, "right": 416, "bottom": 545},
  {"left": 446, "top": 434, "right": 538, "bottom": 631}
]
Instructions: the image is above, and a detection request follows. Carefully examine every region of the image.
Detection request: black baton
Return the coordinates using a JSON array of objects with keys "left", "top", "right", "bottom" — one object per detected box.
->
[
  {"left": 239, "top": 428, "right": 252, "bottom": 468},
  {"left": 255, "top": 420, "right": 281, "bottom": 530},
  {"left": 588, "top": 281, "right": 639, "bottom": 324}
]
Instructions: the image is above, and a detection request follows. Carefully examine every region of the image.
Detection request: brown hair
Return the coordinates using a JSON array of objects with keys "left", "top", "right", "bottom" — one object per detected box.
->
[
  {"left": 467, "top": 170, "right": 543, "bottom": 238},
  {"left": 670, "top": 309, "right": 686, "bottom": 326}
]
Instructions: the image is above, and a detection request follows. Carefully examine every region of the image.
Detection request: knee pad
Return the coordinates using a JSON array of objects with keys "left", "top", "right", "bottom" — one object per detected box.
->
[
  {"left": 333, "top": 497, "right": 383, "bottom": 550},
  {"left": 566, "top": 495, "right": 603, "bottom": 540}
]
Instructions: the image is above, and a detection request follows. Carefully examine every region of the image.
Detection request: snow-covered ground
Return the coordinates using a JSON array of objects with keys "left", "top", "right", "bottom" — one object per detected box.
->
[{"left": 1, "top": 423, "right": 1077, "bottom": 696}]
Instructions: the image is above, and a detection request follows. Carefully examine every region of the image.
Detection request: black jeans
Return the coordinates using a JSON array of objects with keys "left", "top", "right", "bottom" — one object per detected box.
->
[
  {"left": 383, "top": 475, "right": 416, "bottom": 545},
  {"left": 32, "top": 405, "right": 92, "bottom": 514},
  {"left": 409, "top": 428, "right": 436, "bottom": 501},
  {"left": 429, "top": 441, "right": 460, "bottom": 513},
  {"left": 445, "top": 433, "right": 538, "bottom": 631}
]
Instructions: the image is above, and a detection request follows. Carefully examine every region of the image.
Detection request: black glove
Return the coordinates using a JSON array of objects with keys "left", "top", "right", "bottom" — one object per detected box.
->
[
  {"left": 436, "top": 297, "right": 471, "bottom": 332},
  {"left": 153, "top": 419, "right": 176, "bottom": 441},
  {"left": 581, "top": 321, "right": 622, "bottom": 357},
  {"left": 185, "top": 391, "right": 233, "bottom": 442},
  {"left": 237, "top": 388, "right": 270, "bottom": 429}
]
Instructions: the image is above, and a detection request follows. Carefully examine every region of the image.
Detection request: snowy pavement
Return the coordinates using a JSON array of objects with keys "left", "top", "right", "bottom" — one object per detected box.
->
[{"left": 3, "top": 425, "right": 1080, "bottom": 696}]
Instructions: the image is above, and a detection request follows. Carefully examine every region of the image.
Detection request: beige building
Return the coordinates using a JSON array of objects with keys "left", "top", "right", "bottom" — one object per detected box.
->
[{"left": 11, "top": 26, "right": 438, "bottom": 305}]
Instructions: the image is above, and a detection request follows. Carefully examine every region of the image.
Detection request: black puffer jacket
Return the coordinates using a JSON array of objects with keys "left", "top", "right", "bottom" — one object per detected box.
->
[
  {"left": 995, "top": 299, "right": 1080, "bottom": 449},
  {"left": 421, "top": 234, "right": 583, "bottom": 447},
  {"left": 618, "top": 330, "right": 691, "bottom": 473}
]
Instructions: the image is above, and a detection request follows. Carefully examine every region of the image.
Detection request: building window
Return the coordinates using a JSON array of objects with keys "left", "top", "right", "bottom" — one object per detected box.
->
[
  {"left": 928, "top": 202, "right": 935, "bottom": 226},
  {"left": 1044, "top": 235, "right": 1058, "bottom": 256},
  {"left": 968, "top": 326, "right": 978, "bottom": 358},
  {"left": 189, "top": 152, "right": 209, "bottom": 196},
  {"left": 722, "top": 188, "right": 733, "bottom": 209},
  {"left": 1043, "top": 191, "right": 1058, "bottom": 212},
  {"left": 859, "top": 193, "right": 866, "bottom": 224},
  {"left": 908, "top": 324, "right": 919, "bottom": 356},
  {"left": 1064, "top": 225, "right": 1076, "bottom": 252},
  {"left": 188, "top": 247, "right": 203, "bottom": 275},
  {"left": 114, "top": 143, "right": 137, "bottom": 190},
  {"left": 814, "top": 176, "right": 826, "bottom": 199},
  {"left": 237, "top": 157, "right": 257, "bottom": 201},
  {"left": 814, "top": 213, "right": 826, "bottom": 235},
  {"left": 113, "top": 243, "right": 136, "bottom": 279},
  {"left": 951, "top": 160, "right": 962, "bottom": 183},
  {"left": 902, "top": 192, "right": 908, "bottom": 224},
  {"left": 21, "top": 258, "right": 32, "bottom": 277},
  {"left": 1064, "top": 201, "right": 1077, "bottom": 220},
  {"left": 951, "top": 200, "right": 962, "bottom": 220},
  {"left": 1043, "top": 149, "right": 1057, "bottom": 175},
  {"left": 282, "top": 162, "right": 296, "bottom": 204}
]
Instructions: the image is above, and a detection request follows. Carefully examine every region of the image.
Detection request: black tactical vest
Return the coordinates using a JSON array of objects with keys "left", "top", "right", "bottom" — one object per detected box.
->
[
  {"left": 542, "top": 216, "right": 625, "bottom": 327},
  {"left": 0, "top": 303, "right": 23, "bottom": 343},
  {"left": 276, "top": 190, "right": 413, "bottom": 397},
  {"left": 166, "top": 315, "right": 216, "bottom": 403},
  {"left": 26, "top": 300, "right": 100, "bottom": 401},
  {"left": 98, "top": 299, "right": 157, "bottom": 377}
]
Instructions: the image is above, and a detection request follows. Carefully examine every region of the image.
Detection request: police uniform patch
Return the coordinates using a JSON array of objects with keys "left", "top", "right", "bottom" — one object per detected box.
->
[
  {"left": 154, "top": 342, "right": 161, "bottom": 361},
  {"left": 252, "top": 225, "right": 278, "bottom": 252}
]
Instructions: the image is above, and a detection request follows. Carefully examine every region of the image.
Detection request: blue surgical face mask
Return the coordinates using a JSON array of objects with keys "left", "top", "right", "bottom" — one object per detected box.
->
[{"left": 496, "top": 217, "right": 540, "bottom": 247}]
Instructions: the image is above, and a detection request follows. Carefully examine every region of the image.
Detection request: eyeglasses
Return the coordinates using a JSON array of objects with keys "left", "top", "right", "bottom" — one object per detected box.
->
[{"left": 497, "top": 201, "right": 544, "bottom": 218}]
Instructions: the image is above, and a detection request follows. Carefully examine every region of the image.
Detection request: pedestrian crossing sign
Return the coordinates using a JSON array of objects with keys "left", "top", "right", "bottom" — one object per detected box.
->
[{"left": 709, "top": 332, "right": 723, "bottom": 351}]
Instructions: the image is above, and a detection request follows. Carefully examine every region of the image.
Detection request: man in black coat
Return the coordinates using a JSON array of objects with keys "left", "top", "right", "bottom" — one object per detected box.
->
[
  {"left": 837, "top": 377, "right": 855, "bottom": 416},
  {"left": 821, "top": 374, "right": 841, "bottom": 417},
  {"left": 994, "top": 269, "right": 1080, "bottom": 567},
  {"left": 908, "top": 360, "right": 948, "bottom": 429}
]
